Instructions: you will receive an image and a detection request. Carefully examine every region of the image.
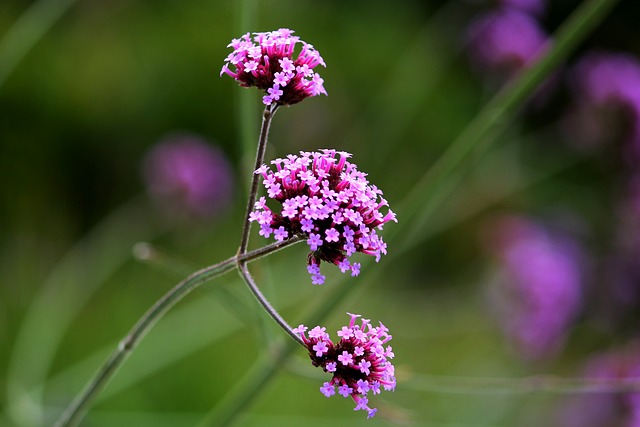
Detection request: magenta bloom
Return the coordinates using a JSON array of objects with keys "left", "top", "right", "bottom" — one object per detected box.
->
[
  {"left": 568, "top": 51, "right": 640, "bottom": 157},
  {"left": 220, "top": 28, "right": 327, "bottom": 106},
  {"left": 485, "top": 215, "right": 583, "bottom": 360},
  {"left": 561, "top": 344, "right": 640, "bottom": 427},
  {"left": 573, "top": 52, "right": 640, "bottom": 109},
  {"left": 293, "top": 313, "right": 396, "bottom": 418},
  {"left": 249, "top": 149, "right": 397, "bottom": 285},
  {"left": 466, "top": 9, "right": 548, "bottom": 75},
  {"left": 143, "top": 133, "right": 234, "bottom": 219}
]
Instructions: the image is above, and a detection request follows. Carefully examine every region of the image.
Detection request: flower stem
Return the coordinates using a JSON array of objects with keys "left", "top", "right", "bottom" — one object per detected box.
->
[
  {"left": 53, "top": 237, "right": 301, "bottom": 427},
  {"left": 238, "top": 104, "right": 279, "bottom": 256},
  {"left": 237, "top": 263, "right": 305, "bottom": 346},
  {"left": 234, "top": 103, "right": 303, "bottom": 346}
]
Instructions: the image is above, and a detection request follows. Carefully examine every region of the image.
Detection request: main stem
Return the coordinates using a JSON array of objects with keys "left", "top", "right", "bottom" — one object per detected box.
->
[
  {"left": 53, "top": 238, "right": 301, "bottom": 427},
  {"left": 238, "top": 264, "right": 304, "bottom": 345},
  {"left": 238, "top": 103, "right": 279, "bottom": 256},
  {"left": 234, "top": 103, "right": 305, "bottom": 346}
]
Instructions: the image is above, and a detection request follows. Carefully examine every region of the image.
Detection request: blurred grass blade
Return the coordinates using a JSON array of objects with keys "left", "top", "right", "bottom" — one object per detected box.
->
[
  {"left": 392, "top": 0, "right": 621, "bottom": 246},
  {"left": 6, "top": 197, "right": 162, "bottom": 427},
  {"left": 349, "top": 1, "right": 464, "bottom": 167},
  {"left": 0, "top": 0, "right": 77, "bottom": 89},
  {"left": 198, "top": 0, "right": 620, "bottom": 424}
]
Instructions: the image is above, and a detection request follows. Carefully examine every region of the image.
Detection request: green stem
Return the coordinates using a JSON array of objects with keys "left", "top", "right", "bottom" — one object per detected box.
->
[
  {"left": 53, "top": 237, "right": 302, "bottom": 427},
  {"left": 237, "top": 263, "right": 305, "bottom": 346},
  {"left": 238, "top": 104, "right": 278, "bottom": 256}
]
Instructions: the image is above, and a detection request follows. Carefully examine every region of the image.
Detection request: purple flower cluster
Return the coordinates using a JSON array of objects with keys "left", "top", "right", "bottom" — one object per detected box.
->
[
  {"left": 573, "top": 52, "right": 640, "bottom": 109},
  {"left": 220, "top": 28, "right": 327, "bottom": 106},
  {"left": 569, "top": 51, "right": 640, "bottom": 158},
  {"left": 486, "top": 215, "right": 583, "bottom": 360},
  {"left": 143, "top": 133, "right": 234, "bottom": 219},
  {"left": 562, "top": 344, "right": 640, "bottom": 427},
  {"left": 249, "top": 149, "right": 397, "bottom": 285},
  {"left": 293, "top": 313, "right": 396, "bottom": 418}
]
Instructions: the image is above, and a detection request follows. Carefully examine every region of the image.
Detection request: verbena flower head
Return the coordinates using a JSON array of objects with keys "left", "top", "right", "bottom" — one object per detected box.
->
[
  {"left": 250, "top": 149, "right": 397, "bottom": 285},
  {"left": 220, "top": 28, "right": 327, "bottom": 106},
  {"left": 293, "top": 313, "right": 396, "bottom": 418},
  {"left": 485, "top": 215, "right": 583, "bottom": 360},
  {"left": 143, "top": 133, "right": 234, "bottom": 219}
]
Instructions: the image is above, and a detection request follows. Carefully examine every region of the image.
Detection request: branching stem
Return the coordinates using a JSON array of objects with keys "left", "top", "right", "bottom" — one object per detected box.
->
[{"left": 53, "top": 237, "right": 302, "bottom": 427}]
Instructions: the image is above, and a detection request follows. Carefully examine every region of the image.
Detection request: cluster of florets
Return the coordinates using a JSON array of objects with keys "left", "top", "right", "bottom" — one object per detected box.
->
[
  {"left": 220, "top": 28, "right": 327, "bottom": 106},
  {"left": 293, "top": 313, "right": 396, "bottom": 418},
  {"left": 249, "top": 149, "right": 397, "bottom": 284}
]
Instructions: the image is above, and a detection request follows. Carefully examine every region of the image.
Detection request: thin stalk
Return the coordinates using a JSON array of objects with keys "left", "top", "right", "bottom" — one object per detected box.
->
[
  {"left": 238, "top": 104, "right": 279, "bottom": 256},
  {"left": 53, "top": 237, "right": 302, "bottom": 427},
  {"left": 237, "top": 263, "right": 305, "bottom": 346}
]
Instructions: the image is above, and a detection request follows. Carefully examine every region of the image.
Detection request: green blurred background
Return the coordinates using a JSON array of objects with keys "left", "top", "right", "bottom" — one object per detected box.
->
[{"left": 1, "top": 0, "right": 640, "bottom": 426}]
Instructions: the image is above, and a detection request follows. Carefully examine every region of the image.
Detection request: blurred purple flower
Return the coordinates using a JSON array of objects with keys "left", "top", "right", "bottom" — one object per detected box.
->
[
  {"left": 466, "top": 9, "right": 549, "bottom": 76},
  {"left": 143, "top": 133, "right": 234, "bottom": 219},
  {"left": 562, "top": 344, "right": 640, "bottom": 427},
  {"left": 485, "top": 215, "right": 584, "bottom": 360},
  {"left": 566, "top": 52, "right": 640, "bottom": 157},
  {"left": 573, "top": 52, "right": 640, "bottom": 109}
]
